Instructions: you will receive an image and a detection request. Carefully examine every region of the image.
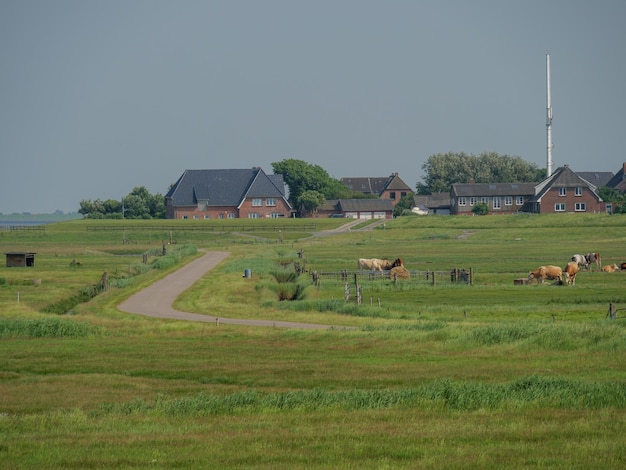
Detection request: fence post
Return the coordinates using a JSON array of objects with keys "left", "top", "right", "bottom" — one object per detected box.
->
[{"left": 344, "top": 283, "right": 350, "bottom": 302}]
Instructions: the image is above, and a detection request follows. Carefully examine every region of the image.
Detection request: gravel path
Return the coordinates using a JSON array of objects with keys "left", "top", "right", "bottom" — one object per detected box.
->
[{"left": 118, "top": 250, "right": 345, "bottom": 329}]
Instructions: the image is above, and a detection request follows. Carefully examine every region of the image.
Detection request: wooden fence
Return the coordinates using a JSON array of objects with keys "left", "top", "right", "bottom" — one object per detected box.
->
[
  {"left": 312, "top": 268, "right": 473, "bottom": 286},
  {"left": 86, "top": 224, "right": 317, "bottom": 233},
  {"left": 0, "top": 225, "right": 46, "bottom": 234}
]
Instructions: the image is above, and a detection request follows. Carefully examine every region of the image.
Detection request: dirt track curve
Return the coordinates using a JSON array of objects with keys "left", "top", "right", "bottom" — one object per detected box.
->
[{"left": 117, "top": 250, "right": 347, "bottom": 330}]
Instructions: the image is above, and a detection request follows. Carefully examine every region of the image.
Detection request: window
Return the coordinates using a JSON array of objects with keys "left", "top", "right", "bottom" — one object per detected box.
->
[
  {"left": 504, "top": 196, "right": 513, "bottom": 206},
  {"left": 469, "top": 197, "right": 477, "bottom": 206},
  {"left": 227, "top": 213, "right": 235, "bottom": 219},
  {"left": 193, "top": 215, "right": 199, "bottom": 219},
  {"left": 575, "top": 187, "right": 582, "bottom": 196},
  {"left": 248, "top": 213, "right": 259, "bottom": 219},
  {"left": 575, "top": 202, "right": 586, "bottom": 212},
  {"left": 182, "top": 215, "right": 188, "bottom": 220},
  {"left": 203, "top": 215, "right": 210, "bottom": 219},
  {"left": 390, "top": 192, "right": 396, "bottom": 200},
  {"left": 252, "top": 198, "right": 262, "bottom": 207},
  {"left": 555, "top": 203, "right": 566, "bottom": 212},
  {"left": 559, "top": 188, "right": 567, "bottom": 197},
  {"left": 481, "top": 197, "right": 489, "bottom": 205},
  {"left": 271, "top": 212, "right": 284, "bottom": 218},
  {"left": 400, "top": 192, "right": 407, "bottom": 198},
  {"left": 515, "top": 196, "right": 524, "bottom": 205},
  {"left": 493, "top": 197, "right": 501, "bottom": 209},
  {"left": 458, "top": 197, "right": 466, "bottom": 207},
  {"left": 265, "top": 198, "right": 276, "bottom": 206}
]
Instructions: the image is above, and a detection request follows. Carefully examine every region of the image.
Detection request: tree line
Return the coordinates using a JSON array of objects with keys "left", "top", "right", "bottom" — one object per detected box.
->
[{"left": 79, "top": 186, "right": 165, "bottom": 219}]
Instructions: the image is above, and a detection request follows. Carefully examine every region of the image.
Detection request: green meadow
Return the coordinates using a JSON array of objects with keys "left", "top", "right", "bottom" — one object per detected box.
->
[{"left": 1, "top": 214, "right": 625, "bottom": 469}]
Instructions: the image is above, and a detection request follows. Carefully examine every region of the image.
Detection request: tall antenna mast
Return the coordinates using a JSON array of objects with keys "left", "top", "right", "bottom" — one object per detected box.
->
[{"left": 546, "top": 53, "right": 553, "bottom": 177}]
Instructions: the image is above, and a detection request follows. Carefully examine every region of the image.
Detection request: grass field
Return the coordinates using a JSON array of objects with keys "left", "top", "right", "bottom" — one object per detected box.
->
[{"left": 1, "top": 214, "right": 625, "bottom": 468}]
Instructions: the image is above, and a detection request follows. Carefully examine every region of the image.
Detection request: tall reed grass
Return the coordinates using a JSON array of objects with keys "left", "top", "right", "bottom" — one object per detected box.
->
[
  {"left": 92, "top": 375, "right": 626, "bottom": 417},
  {"left": 0, "top": 317, "right": 99, "bottom": 338}
]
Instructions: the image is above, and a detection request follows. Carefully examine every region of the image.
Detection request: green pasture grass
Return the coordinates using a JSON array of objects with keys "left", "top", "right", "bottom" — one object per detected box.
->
[{"left": 1, "top": 213, "right": 626, "bottom": 468}]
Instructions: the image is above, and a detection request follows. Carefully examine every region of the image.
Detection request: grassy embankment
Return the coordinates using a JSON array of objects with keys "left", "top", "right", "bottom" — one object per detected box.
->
[{"left": 1, "top": 215, "right": 625, "bottom": 468}]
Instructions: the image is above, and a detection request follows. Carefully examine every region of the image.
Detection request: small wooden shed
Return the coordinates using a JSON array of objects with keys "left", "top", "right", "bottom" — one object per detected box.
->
[{"left": 5, "top": 252, "right": 37, "bottom": 267}]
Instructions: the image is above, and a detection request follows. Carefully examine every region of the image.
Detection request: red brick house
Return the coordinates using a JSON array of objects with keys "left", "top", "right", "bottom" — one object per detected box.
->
[
  {"left": 165, "top": 168, "right": 292, "bottom": 219},
  {"left": 527, "top": 165, "right": 608, "bottom": 214},
  {"left": 449, "top": 165, "right": 609, "bottom": 215},
  {"left": 340, "top": 173, "right": 413, "bottom": 207}
]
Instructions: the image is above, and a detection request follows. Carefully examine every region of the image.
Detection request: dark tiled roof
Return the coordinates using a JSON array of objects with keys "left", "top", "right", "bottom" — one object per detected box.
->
[
  {"left": 337, "top": 199, "right": 394, "bottom": 212},
  {"left": 319, "top": 199, "right": 394, "bottom": 212},
  {"left": 606, "top": 163, "right": 626, "bottom": 192},
  {"left": 530, "top": 165, "right": 601, "bottom": 202},
  {"left": 341, "top": 177, "right": 388, "bottom": 194},
  {"left": 452, "top": 183, "right": 535, "bottom": 198},
  {"left": 341, "top": 173, "right": 412, "bottom": 195},
  {"left": 165, "top": 168, "right": 288, "bottom": 207},
  {"left": 413, "top": 192, "right": 451, "bottom": 209},
  {"left": 577, "top": 172, "right": 614, "bottom": 187}
]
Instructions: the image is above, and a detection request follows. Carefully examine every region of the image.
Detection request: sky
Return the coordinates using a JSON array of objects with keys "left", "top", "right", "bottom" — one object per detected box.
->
[{"left": 1, "top": 0, "right": 625, "bottom": 214}]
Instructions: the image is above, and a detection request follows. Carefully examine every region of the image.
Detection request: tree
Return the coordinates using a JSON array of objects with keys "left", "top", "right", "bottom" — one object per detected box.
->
[
  {"left": 299, "top": 190, "right": 326, "bottom": 216},
  {"left": 598, "top": 186, "right": 626, "bottom": 214},
  {"left": 416, "top": 152, "right": 544, "bottom": 195},
  {"left": 393, "top": 193, "right": 415, "bottom": 217},
  {"left": 471, "top": 202, "right": 489, "bottom": 215},
  {"left": 272, "top": 159, "right": 348, "bottom": 216}
]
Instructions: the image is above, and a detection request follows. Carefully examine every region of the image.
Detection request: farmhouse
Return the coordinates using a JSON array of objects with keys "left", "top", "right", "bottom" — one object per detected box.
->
[
  {"left": 447, "top": 165, "right": 611, "bottom": 215},
  {"left": 527, "top": 165, "right": 607, "bottom": 214},
  {"left": 341, "top": 173, "right": 412, "bottom": 207},
  {"left": 165, "top": 168, "right": 292, "bottom": 219},
  {"left": 451, "top": 183, "right": 535, "bottom": 215}
]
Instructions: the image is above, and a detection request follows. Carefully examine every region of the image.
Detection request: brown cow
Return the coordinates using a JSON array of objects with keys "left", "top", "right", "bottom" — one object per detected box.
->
[
  {"left": 601, "top": 263, "right": 620, "bottom": 273},
  {"left": 528, "top": 265, "right": 563, "bottom": 284},
  {"left": 390, "top": 265, "right": 410, "bottom": 280},
  {"left": 563, "top": 261, "right": 579, "bottom": 285},
  {"left": 620, "top": 262, "right": 626, "bottom": 271}
]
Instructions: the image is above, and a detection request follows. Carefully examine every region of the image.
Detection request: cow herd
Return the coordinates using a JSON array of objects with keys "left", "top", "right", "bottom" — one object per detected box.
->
[{"left": 528, "top": 252, "right": 626, "bottom": 286}]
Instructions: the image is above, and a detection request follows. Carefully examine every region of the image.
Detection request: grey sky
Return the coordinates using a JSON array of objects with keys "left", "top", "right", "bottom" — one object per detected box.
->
[{"left": 1, "top": 0, "right": 625, "bottom": 214}]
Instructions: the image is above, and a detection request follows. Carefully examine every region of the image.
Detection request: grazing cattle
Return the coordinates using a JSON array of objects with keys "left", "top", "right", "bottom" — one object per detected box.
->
[
  {"left": 390, "top": 265, "right": 410, "bottom": 280},
  {"left": 585, "top": 252, "right": 602, "bottom": 270},
  {"left": 358, "top": 258, "right": 403, "bottom": 272},
  {"left": 528, "top": 265, "right": 563, "bottom": 284},
  {"left": 571, "top": 254, "right": 588, "bottom": 270},
  {"left": 601, "top": 263, "right": 620, "bottom": 273},
  {"left": 620, "top": 262, "right": 626, "bottom": 271},
  {"left": 563, "top": 261, "right": 579, "bottom": 285}
]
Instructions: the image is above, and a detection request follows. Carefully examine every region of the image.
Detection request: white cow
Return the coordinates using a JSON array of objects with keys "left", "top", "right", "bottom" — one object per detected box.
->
[{"left": 571, "top": 254, "right": 588, "bottom": 270}]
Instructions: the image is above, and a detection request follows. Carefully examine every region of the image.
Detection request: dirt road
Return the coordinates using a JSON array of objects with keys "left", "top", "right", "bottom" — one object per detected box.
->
[{"left": 117, "top": 250, "right": 343, "bottom": 329}]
